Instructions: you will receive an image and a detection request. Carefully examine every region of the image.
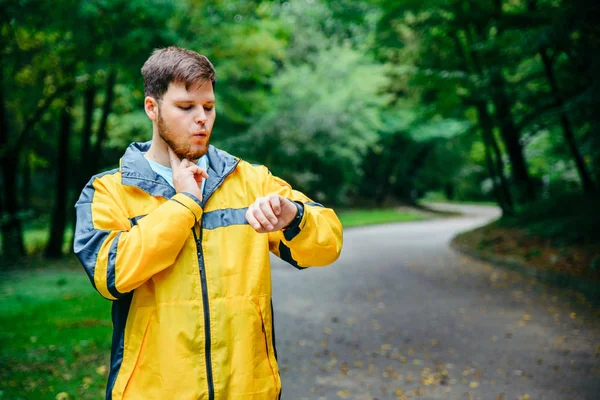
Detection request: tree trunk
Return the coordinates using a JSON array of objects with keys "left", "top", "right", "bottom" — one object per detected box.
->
[
  {"left": 71, "top": 82, "right": 97, "bottom": 232},
  {"left": 462, "top": 10, "right": 537, "bottom": 204},
  {"left": 475, "top": 101, "right": 514, "bottom": 215},
  {"left": 539, "top": 47, "right": 596, "bottom": 193},
  {"left": 450, "top": 28, "right": 514, "bottom": 213},
  {"left": 46, "top": 94, "right": 74, "bottom": 258},
  {"left": 91, "top": 70, "right": 116, "bottom": 175},
  {"left": 21, "top": 154, "right": 31, "bottom": 211},
  {"left": 0, "top": 63, "right": 25, "bottom": 261},
  {"left": 489, "top": 70, "right": 537, "bottom": 203}
]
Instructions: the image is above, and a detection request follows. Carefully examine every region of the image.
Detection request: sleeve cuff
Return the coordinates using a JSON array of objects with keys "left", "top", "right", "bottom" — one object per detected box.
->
[
  {"left": 283, "top": 200, "right": 305, "bottom": 241},
  {"left": 171, "top": 192, "right": 203, "bottom": 221}
]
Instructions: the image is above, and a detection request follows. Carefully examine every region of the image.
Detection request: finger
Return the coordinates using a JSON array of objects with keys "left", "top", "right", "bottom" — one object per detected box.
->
[
  {"left": 258, "top": 198, "right": 278, "bottom": 226},
  {"left": 269, "top": 194, "right": 282, "bottom": 216},
  {"left": 192, "top": 167, "right": 209, "bottom": 180},
  {"left": 245, "top": 208, "right": 266, "bottom": 233},
  {"left": 167, "top": 147, "right": 181, "bottom": 168},
  {"left": 193, "top": 170, "right": 208, "bottom": 185},
  {"left": 186, "top": 165, "right": 201, "bottom": 174},
  {"left": 253, "top": 203, "right": 274, "bottom": 230}
]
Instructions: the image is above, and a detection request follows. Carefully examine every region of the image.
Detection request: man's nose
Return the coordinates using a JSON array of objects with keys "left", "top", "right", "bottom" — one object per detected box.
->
[{"left": 195, "top": 108, "right": 207, "bottom": 125}]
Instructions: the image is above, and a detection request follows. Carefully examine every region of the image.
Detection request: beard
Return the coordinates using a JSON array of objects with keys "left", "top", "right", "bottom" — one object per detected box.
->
[{"left": 157, "top": 110, "right": 210, "bottom": 161}]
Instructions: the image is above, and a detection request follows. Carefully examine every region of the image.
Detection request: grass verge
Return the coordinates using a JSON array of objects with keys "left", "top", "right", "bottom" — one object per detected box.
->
[
  {"left": 337, "top": 208, "right": 428, "bottom": 228},
  {"left": 451, "top": 193, "right": 600, "bottom": 304},
  {"left": 0, "top": 258, "right": 111, "bottom": 400}
]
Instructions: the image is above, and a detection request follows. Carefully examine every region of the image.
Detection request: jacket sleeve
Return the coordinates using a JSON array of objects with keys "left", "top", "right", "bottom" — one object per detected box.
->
[
  {"left": 264, "top": 171, "right": 343, "bottom": 269},
  {"left": 73, "top": 174, "right": 203, "bottom": 300}
]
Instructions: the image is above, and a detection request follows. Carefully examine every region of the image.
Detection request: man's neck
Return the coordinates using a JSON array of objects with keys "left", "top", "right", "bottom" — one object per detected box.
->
[{"left": 144, "top": 140, "right": 171, "bottom": 168}]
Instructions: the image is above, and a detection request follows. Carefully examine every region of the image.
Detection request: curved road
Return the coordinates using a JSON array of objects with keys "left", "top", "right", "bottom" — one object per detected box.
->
[{"left": 271, "top": 204, "right": 600, "bottom": 400}]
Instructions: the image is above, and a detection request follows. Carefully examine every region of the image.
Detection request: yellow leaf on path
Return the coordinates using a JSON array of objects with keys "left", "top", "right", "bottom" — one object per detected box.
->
[
  {"left": 336, "top": 389, "right": 349, "bottom": 398},
  {"left": 470, "top": 381, "right": 479, "bottom": 388},
  {"left": 519, "top": 395, "right": 531, "bottom": 400},
  {"left": 395, "top": 389, "right": 404, "bottom": 395}
]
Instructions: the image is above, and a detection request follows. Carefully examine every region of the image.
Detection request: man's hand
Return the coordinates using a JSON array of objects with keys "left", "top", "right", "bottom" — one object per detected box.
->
[
  {"left": 245, "top": 194, "right": 298, "bottom": 233},
  {"left": 168, "top": 147, "right": 208, "bottom": 201}
]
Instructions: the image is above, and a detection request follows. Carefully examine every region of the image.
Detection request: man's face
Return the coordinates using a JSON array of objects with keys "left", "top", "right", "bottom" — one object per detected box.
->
[{"left": 155, "top": 81, "right": 216, "bottom": 161}]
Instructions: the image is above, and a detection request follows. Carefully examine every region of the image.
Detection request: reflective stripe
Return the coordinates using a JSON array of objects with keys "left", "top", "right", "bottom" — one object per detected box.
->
[
  {"left": 107, "top": 232, "right": 126, "bottom": 299},
  {"left": 106, "top": 293, "right": 133, "bottom": 400},
  {"left": 306, "top": 201, "right": 324, "bottom": 207},
  {"left": 278, "top": 242, "right": 306, "bottom": 270},
  {"left": 203, "top": 208, "right": 249, "bottom": 230}
]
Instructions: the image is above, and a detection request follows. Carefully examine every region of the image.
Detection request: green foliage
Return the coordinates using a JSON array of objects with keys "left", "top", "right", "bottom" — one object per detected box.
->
[
  {"left": 1, "top": 0, "right": 599, "bottom": 257},
  {"left": 226, "top": 42, "right": 389, "bottom": 203}
]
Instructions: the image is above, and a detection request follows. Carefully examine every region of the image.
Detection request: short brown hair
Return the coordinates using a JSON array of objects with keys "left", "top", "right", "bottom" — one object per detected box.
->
[{"left": 141, "top": 46, "right": 216, "bottom": 99}]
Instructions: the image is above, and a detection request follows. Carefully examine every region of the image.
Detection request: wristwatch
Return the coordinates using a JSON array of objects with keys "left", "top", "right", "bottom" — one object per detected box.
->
[{"left": 283, "top": 200, "right": 304, "bottom": 232}]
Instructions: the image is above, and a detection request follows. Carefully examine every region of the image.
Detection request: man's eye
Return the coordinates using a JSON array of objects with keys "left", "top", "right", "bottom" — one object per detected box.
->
[
  {"left": 204, "top": 107, "right": 214, "bottom": 112},
  {"left": 178, "top": 105, "right": 193, "bottom": 111}
]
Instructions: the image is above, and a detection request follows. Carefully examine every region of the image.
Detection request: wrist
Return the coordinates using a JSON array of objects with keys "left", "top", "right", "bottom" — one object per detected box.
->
[{"left": 283, "top": 200, "right": 303, "bottom": 231}]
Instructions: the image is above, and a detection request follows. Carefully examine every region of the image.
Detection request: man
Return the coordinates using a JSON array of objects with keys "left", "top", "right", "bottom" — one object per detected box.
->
[{"left": 73, "top": 46, "right": 343, "bottom": 400}]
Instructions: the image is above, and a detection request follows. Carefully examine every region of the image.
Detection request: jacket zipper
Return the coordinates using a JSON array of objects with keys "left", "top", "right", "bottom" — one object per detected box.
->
[
  {"left": 193, "top": 225, "right": 215, "bottom": 400},
  {"left": 192, "top": 158, "right": 240, "bottom": 400}
]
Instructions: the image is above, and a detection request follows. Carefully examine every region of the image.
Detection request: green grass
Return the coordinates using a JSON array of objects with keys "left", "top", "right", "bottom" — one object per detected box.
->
[
  {"left": 337, "top": 208, "right": 427, "bottom": 228},
  {"left": 0, "top": 267, "right": 112, "bottom": 400}
]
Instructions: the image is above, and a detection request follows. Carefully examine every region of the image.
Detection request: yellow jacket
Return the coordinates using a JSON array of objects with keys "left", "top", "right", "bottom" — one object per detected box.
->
[{"left": 74, "top": 142, "right": 342, "bottom": 400}]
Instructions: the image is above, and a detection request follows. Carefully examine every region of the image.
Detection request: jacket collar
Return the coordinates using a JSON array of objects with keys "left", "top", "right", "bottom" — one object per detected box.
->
[{"left": 120, "top": 141, "right": 239, "bottom": 205}]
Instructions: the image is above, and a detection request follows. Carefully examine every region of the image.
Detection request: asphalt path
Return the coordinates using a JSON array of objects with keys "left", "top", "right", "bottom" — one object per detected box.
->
[{"left": 270, "top": 204, "right": 600, "bottom": 400}]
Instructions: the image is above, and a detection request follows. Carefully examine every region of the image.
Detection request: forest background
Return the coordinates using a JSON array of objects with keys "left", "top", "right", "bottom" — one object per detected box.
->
[{"left": 0, "top": 0, "right": 598, "bottom": 274}]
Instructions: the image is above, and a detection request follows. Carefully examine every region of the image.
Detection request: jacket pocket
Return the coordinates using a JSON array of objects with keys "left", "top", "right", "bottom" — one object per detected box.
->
[
  {"left": 253, "top": 302, "right": 279, "bottom": 391},
  {"left": 111, "top": 306, "right": 155, "bottom": 400}
]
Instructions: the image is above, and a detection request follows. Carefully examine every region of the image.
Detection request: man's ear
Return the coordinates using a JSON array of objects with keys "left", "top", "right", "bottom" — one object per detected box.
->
[{"left": 144, "top": 96, "right": 159, "bottom": 121}]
